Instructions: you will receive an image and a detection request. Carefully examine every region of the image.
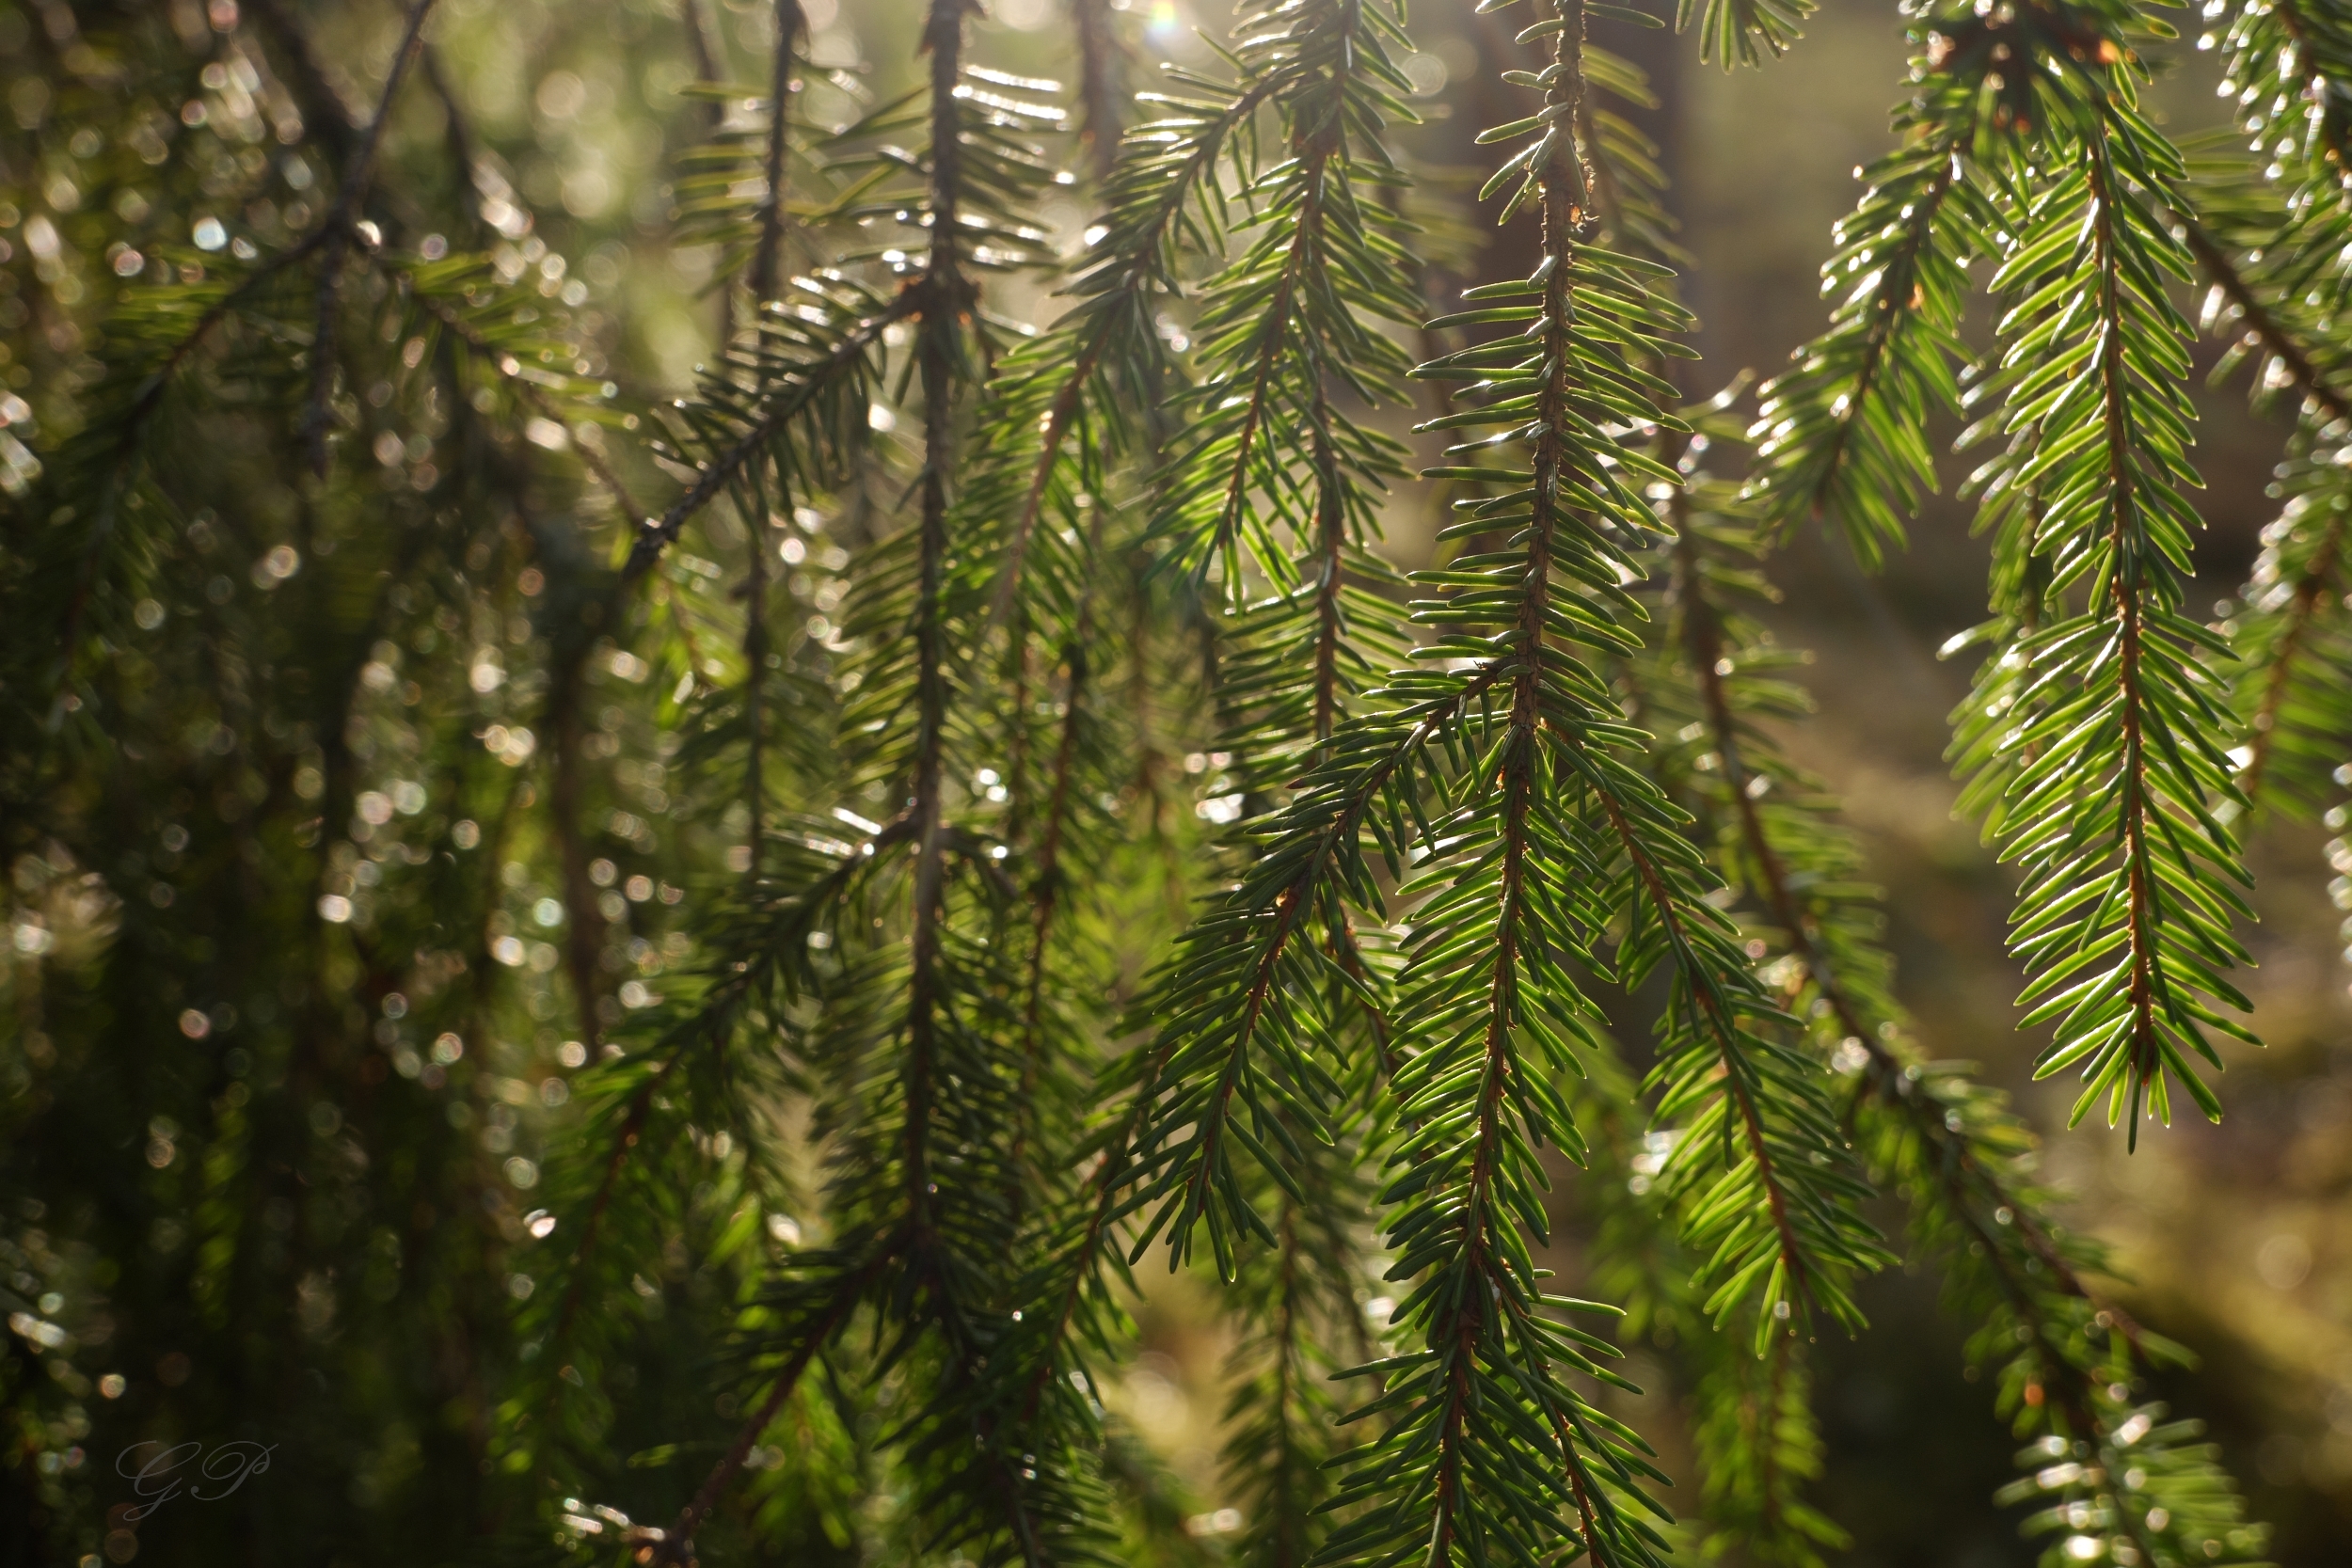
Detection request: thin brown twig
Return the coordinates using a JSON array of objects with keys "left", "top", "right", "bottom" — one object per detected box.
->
[
  {"left": 419, "top": 45, "right": 485, "bottom": 235},
  {"left": 2085, "top": 136, "right": 2168, "bottom": 1149},
  {"left": 751, "top": 2, "right": 803, "bottom": 308},
  {"left": 304, "top": 0, "right": 443, "bottom": 478},
  {"left": 1069, "top": 0, "right": 1127, "bottom": 181},
  {"left": 241, "top": 0, "right": 363, "bottom": 162},
  {"left": 739, "top": 0, "right": 804, "bottom": 886},
  {"left": 680, "top": 0, "right": 735, "bottom": 351}
]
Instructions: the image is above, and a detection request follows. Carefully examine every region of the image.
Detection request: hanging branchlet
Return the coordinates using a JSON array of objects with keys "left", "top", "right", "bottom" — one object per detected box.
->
[
  {"left": 1743, "top": 122, "right": 1989, "bottom": 563},
  {"left": 1565, "top": 49, "right": 1847, "bottom": 1563},
  {"left": 1896, "top": 1, "right": 2264, "bottom": 1142},
  {"left": 301, "top": 0, "right": 441, "bottom": 479},
  {"left": 1575, "top": 1038, "right": 1843, "bottom": 1568},
  {"left": 1631, "top": 404, "right": 2273, "bottom": 1568},
  {"left": 951, "top": 24, "right": 1273, "bottom": 798},
  {"left": 2221, "top": 426, "right": 2352, "bottom": 817},
  {"left": 1180, "top": 1, "right": 1883, "bottom": 1560},
  {"left": 1097, "top": 0, "right": 1427, "bottom": 1287},
  {"left": 2212, "top": 0, "right": 2352, "bottom": 202},
  {"left": 569, "top": 13, "right": 1087, "bottom": 1561},
  {"left": 1215, "top": 1082, "right": 1380, "bottom": 1568},
  {"left": 2187, "top": 4, "right": 2352, "bottom": 820},
  {"left": 1148, "top": 0, "right": 1424, "bottom": 608}
]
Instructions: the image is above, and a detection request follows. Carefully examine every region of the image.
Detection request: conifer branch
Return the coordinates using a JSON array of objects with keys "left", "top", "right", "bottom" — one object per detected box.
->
[
  {"left": 2170, "top": 206, "right": 2352, "bottom": 426},
  {"left": 1649, "top": 409, "right": 2270, "bottom": 1567},
  {"left": 901, "top": 0, "right": 977, "bottom": 1257},
  {"left": 2238, "top": 508, "right": 2346, "bottom": 807},
  {"left": 52, "top": 251, "right": 314, "bottom": 676},
  {"left": 1911, "top": 18, "right": 2262, "bottom": 1141},
  {"left": 1746, "top": 130, "right": 1977, "bottom": 564},
  {"left": 2235, "top": 0, "right": 2352, "bottom": 184},
  {"left": 625, "top": 289, "right": 915, "bottom": 578},
  {"left": 981, "top": 65, "right": 1285, "bottom": 622},
  {"left": 2047, "top": 125, "right": 2238, "bottom": 1139},
  {"left": 2197, "top": 0, "right": 2352, "bottom": 819},
  {"left": 2224, "top": 429, "right": 2352, "bottom": 815},
  {"left": 1677, "top": 522, "right": 2106, "bottom": 1324},
  {"left": 2169, "top": 230, "right": 2352, "bottom": 816},
  {"left": 1137, "top": 672, "right": 1494, "bottom": 1278},
  {"left": 652, "top": 1263, "right": 876, "bottom": 1564},
  {"left": 407, "top": 285, "right": 652, "bottom": 522},
  {"left": 1587, "top": 781, "right": 1823, "bottom": 1327},
  {"left": 9, "top": 2, "right": 2320, "bottom": 1563}
]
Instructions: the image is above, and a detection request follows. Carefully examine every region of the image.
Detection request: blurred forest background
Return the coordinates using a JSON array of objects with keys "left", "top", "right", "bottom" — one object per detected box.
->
[{"left": 5, "top": 0, "right": 2351, "bottom": 1564}]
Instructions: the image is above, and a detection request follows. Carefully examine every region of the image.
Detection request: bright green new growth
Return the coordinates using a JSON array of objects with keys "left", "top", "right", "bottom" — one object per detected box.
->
[{"left": 8, "top": 0, "right": 2342, "bottom": 1561}]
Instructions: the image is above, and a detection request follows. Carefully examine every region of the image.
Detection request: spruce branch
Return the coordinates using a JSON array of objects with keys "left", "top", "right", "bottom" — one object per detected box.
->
[
  {"left": 2190, "top": 2, "right": 2352, "bottom": 816},
  {"left": 2225, "top": 429, "right": 2352, "bottom": 815},
  {"left": 535, "top": 832, "right": 892, "bottom": 1358},
  {"left": 1133, "top": 670, "right": 1497, "bottom": 1280},
  {"left": 2237, "top": 542, "right": 2343, "bottom": 806},
  {"left": 1008, "top": 515, "right": 1108, "bottom": 1202},
  {"left": 405, "top": 283, "right": 652, "bottom": 522},
  {"left": 652, "top": 1261, "right": 878, "bottom": 1565},
  {"left": 1147, "top": 0, "right": 1423, "bottom": 603},
  {"left": 625, "top": 287, "right": 914, "bottom": 578},
  {"left": 1745, "top": 129, "right": 1981, "bottom": 564},
  {"left": 2155, "top": 151, "right": 2352, "bottom": 814},
  {"left": 1675, "top": 521, "right": 2106, "bottom": 1323},
  {"left": 1643, "top": 408, "right": 2272, "bottom": 1568},
  {"left": 1906, "top": 8, "right": 2264, "bottom": 1141},
  {"left": 974, "top": 58, "right": 1288, "bottom": 626},
  {"left": 48, "top": 250, "right": 311, "bottom": 685},
  {"left": 2220, "top": 0, "right": 2352, "bottom": 192},
  {"left": 899, "top": 0, "right": 979, "bottom": 1262},
  {"left": 1324, "top": 3, "right": 1821, "bottom": 1559},
  {"left": 2170, "top": 207, "right": 2352, "bottom": 427}
]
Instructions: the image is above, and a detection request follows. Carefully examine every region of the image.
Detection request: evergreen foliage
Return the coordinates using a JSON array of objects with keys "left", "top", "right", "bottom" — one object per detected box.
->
[{"left": 11, "top": 0, "right": 2352, "bottom": 1562}]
